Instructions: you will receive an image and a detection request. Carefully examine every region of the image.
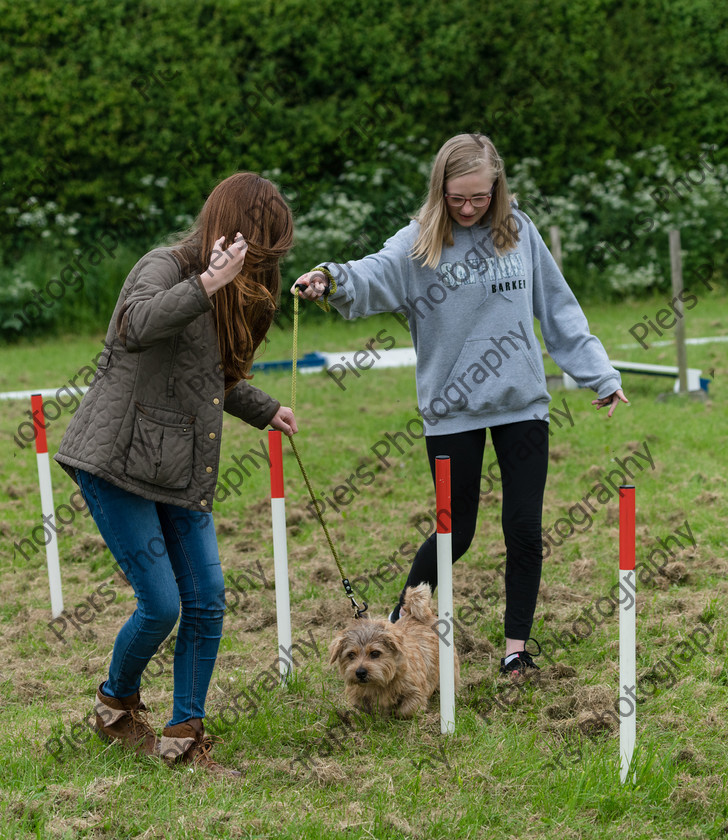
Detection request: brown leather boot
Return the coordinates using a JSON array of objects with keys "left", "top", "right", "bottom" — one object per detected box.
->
[
  {"left": 94, "top": 683, "right": 159, "bottom": 756},
  {"left": 160, "top": 718, "right": 242, "bottom": 778}
]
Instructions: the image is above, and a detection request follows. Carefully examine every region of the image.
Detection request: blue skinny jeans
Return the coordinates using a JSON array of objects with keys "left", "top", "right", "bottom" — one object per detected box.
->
[{"left": 76, "top": 470, "right": 225, "bottom": 725}]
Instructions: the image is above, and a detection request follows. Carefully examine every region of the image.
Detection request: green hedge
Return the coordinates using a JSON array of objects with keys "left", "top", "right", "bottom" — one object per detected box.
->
[{"left": 1, "top": 0, "right": 727, "bottom": 339}]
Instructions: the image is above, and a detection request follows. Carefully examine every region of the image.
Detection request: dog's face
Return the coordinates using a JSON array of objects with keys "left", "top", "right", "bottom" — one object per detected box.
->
[{"left": 329, "top": 620, "right": 403, "bottom": 689}]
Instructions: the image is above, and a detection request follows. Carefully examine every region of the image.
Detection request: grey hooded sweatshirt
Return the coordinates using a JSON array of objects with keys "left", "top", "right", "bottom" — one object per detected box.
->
[{"left": 320, "top": 209, "right": 621, "bottom": 436}]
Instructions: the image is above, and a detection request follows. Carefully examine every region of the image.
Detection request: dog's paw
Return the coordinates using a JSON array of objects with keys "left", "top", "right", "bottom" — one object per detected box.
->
[{"left": 394, "top": 693, "right": 426, "bottom": 719}]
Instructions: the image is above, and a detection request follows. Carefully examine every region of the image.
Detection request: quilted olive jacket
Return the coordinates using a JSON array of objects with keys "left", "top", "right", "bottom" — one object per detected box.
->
[{"left": 55, "top": 248, "right": 280, "bottom": 511}]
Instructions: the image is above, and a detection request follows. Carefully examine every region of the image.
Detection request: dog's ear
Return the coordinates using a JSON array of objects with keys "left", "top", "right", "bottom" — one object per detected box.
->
[
  {"left": 381, "top": 630, "right": 404, "bottom": 657},
  {"left": 329, "top": 633, "right": 346, "bottom": 664}
]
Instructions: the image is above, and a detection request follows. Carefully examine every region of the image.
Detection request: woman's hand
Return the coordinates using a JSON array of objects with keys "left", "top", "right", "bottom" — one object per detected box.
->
[
  {"left": 591, "top": 388, "right": 629, "bottom": 418},
  {"left": 200, "top": 233, "right": 248, "bottom": 296},
  {"left": 291, "top": 271, "right": 327, "bottom": 300},
  {"left": 270, "top": 405, "right": 298, "bottom": 437}
]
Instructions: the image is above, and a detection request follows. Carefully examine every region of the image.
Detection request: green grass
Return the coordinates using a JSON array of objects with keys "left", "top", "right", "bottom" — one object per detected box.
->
[{"left": 1, "top": 293, "right": 727, "bottom": 839}]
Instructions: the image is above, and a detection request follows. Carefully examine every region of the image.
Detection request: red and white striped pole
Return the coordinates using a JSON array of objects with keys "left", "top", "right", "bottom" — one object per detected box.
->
[
  {"left": 269, "top": 430, "right": 293, "bottom": 683},
  {"left": 31, "top": 394, "right": 64, "bottom": 618},
  {"left": 619, "top": 484, "right": 636, "bottom": 784},
  {"left": 436, "top": 455, "right": 456, "bottom": 735}
]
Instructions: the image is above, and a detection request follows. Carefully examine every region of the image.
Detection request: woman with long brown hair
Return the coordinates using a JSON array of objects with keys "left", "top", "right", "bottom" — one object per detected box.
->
[{"left": 56, "top": 172, "right": 296, "bottom": 777}]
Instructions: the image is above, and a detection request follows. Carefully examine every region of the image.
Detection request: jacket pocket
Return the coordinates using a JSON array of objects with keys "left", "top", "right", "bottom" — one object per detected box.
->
[{"left": 125, "top": 404, "right": 195, "bottom": 489}]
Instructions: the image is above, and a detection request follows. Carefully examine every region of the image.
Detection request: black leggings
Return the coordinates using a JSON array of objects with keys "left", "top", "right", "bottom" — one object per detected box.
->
[{"left": 401, "top": 420, "right": 549, "bottom": 640}]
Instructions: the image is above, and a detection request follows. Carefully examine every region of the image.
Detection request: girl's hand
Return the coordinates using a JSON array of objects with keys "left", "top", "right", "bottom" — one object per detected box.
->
[
  {"left": 200, "top": 233, "right": 248, "bottom": 296},
  {"left": 291, "top": 271, "right": 327, "bottom": 300},
  {"left": 270, "top": 405, "right": 298, "bottom": 437},
  {"left": 591, "top": 388, "right": 629, "bottom": 418}
]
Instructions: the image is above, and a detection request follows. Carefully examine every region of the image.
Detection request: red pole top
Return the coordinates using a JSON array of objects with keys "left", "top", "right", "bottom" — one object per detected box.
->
[
  {"left": 268, "top": 429, "right": 284, "bottom": 499},
  {"left": 435, "top": 455, "right": 451, "bottom": 534},
  {"left": 619, "top": 485, "right": 635, "bottom": 571},
  {"left": 31, "top": 394, "right": 48, "bottom": 454}
]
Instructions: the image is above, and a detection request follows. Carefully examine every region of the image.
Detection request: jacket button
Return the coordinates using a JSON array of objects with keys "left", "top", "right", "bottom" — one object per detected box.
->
[
  {"left": 201, "top": 499, "right": 208, "bottom": 506},
  {"left": 208, "top": 432, "right": 216, "bottom": 439},
  {"left": 213, "top": 398, "right": 220, "bottom": 405},
  {"left": 205, "top": 466, "right": 213, "bottom": 473}
]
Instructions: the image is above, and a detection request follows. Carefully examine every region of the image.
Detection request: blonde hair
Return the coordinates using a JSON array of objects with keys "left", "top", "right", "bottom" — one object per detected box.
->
[{"left": 412, "top": 133, "right": 517, "bottom": 268}]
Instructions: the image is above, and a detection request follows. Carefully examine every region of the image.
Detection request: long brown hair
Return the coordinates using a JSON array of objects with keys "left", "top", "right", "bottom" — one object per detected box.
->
[
  {"left": 412, "top": 134, "right": 516, "bottom": 268},
  {"left": 172, "top": 173, "right": 293, "bottom": 389}
]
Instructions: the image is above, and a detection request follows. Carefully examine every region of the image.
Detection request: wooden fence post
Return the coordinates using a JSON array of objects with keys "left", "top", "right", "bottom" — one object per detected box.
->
[{"left": 669, "top": 229, "right": 689, "bottom": 393}]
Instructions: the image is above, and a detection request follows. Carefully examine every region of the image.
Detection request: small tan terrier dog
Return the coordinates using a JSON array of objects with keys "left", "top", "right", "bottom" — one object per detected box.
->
[{"left": 329, "top": 583, "right": 460, "bottom": 718}]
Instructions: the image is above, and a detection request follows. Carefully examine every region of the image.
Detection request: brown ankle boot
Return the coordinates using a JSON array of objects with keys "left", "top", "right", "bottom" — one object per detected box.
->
[
  {"left": 94, "top": 683, "right": 159, "bottom": 756},
  {"left": 160, "top": 718, "right": 242, "bottom": 778}
]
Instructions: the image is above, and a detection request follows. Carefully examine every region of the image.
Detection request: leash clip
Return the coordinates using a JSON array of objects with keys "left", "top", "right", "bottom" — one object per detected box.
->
[{"left": 342, "top": 578, "right": 368, "bottom": 619}]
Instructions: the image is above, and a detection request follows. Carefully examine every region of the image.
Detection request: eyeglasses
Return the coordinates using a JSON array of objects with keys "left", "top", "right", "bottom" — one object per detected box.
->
[{"left": 444, "top": 189, "right": 494, "bottom": 208}]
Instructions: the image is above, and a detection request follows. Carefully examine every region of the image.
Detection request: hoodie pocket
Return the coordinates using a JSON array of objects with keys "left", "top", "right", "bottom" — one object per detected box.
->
[
  {"left": 445, "top": 337, "right": 544, "bottom": 415},
  {"left": 125, "top": 404, "right": 195, "bottom": 489}
]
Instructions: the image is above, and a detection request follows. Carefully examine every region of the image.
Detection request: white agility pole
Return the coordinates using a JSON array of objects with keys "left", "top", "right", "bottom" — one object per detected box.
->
[
  {"left": 436, "top": 455, "right": 456, "bottom": 735},
  {"left": 619, "top": 485, "right": 636, "bottom": 784},
  {"left": 31, "top": 393, "right": 64, "bottom": 618},
  {"left": 269, "top": 429, "right": 293, "bottom": 684}
]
